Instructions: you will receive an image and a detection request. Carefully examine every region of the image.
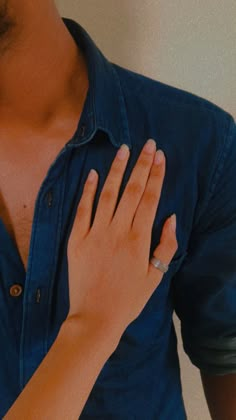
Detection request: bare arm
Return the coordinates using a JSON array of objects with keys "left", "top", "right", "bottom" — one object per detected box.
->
[
  {"left": 201, "top": 371, "right": 236, "bottom": 420},
  {"left": 4, "top": 317, "right": 120, "bottom": 420}
]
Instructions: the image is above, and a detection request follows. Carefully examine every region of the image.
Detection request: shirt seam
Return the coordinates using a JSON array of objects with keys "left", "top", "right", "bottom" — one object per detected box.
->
[
  {"left": 209, "top": 114, "right": 235, "bottom": 196},
  {"left": 112, "top": 63, "right": 233, "bottom": 116},
  {"left": 194, "top": 114, "right": 235, "bottom": 232}
]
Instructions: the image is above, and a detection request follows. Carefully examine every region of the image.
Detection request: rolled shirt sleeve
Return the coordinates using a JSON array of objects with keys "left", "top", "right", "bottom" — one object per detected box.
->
[{"left": 173, "top": 114, "right": 236, "bottom": 375}]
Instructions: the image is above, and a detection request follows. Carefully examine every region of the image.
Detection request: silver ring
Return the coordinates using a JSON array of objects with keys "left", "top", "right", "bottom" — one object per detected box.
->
[{"left": 150, "top": 256, "right": 169, "bottom": 273}]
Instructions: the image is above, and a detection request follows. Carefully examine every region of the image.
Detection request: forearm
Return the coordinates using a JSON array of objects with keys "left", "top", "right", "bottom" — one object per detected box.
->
[
  {"left": 201, "top": 371, "right": 236, "bottom": 420},
  {"left": 4, "top": 318, "right": 120, "bottom": 420}
]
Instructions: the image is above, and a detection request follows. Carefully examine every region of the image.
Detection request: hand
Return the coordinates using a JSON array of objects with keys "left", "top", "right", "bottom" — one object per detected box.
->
[{"left": 66, "top": 139, "right": 178, "bottom": 337}]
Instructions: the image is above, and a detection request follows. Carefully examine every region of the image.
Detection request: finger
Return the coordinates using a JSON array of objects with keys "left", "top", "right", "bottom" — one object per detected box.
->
[
  {"left": 146, "top": 215, "right": 178, "bottom": 296},
  {"left": 91, "top": 144, "right": 130, "bottom": 229},
  {"left": 112, "top": 139, "right": 157, "bottom": 231},
  {"left": 131, "top": 149, "right": 165, "bottom": 248},
  {"left": 68, "top": 169, "right": 99, "bottom": 248}
]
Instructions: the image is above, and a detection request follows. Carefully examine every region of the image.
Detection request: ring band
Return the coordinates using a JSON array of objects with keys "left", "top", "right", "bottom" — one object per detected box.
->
[{"left": 150, "top": 256, "right": 169, "bottom": 273}]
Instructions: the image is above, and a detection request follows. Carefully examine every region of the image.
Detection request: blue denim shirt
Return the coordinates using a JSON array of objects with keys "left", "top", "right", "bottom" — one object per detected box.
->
[{"left": 1, "top": 17, "right": 236, "bottom": 419}]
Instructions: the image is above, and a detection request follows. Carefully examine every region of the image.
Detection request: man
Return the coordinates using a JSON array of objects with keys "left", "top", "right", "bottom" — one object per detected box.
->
[{"left": 0, "top": 1, "right": 235, "bottom": 419}]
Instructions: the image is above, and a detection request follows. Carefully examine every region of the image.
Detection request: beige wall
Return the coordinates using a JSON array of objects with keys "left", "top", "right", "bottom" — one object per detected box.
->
[{"left": 56, "top": 2, "right": 236, "bottom": 419}]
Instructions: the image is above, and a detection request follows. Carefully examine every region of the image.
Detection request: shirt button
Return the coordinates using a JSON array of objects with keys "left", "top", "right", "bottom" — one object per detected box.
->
[
  {"left": 9, "top": 284, "right": 23, "bottom": 297},
  {"left": 46, "top": 189, "right": 53, "bottom": 207},
  {"left": 35, "top": 288, "right": 41, "bottom": 303},
  {"left": 79, "top": 124, "right": 86, "bottom": 137}
]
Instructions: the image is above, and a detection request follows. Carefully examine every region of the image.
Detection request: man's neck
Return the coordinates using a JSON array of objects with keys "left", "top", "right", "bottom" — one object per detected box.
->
[{"left": 0, "top": 2, "right": 88, "bottom": 131}]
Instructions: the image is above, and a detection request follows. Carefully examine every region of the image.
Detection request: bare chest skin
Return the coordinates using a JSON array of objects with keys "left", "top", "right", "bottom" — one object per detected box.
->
[
  {"left": 0, "top": 122, "right": 80, "bottom": 272},
  {"left": 0, "top": 39, "right": 89, "bottom": 273}
]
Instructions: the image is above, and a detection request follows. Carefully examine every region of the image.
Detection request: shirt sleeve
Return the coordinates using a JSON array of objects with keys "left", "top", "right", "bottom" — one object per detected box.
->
[{"left": 172, "top": 113, "right": 236, "bottom": 375}]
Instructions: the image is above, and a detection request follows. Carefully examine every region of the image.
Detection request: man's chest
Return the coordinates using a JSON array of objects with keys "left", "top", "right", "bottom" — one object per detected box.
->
[{"left": 0, "top": 132, "right": 74, "bottom": 272}]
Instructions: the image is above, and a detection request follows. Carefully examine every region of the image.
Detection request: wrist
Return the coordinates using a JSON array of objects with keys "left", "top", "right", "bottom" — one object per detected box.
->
[{"left": 62, "top": 315, "right": 123, "bottom": 355}]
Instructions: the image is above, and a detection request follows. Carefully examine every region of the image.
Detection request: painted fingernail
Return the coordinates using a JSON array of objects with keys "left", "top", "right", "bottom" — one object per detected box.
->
[
  {"left": 144, "top": 139, "right": 156, "bottom": 154},
  {"left": 117, "top": 144, "right": 129, "bottom": 160},
  {"left": 154, "top": 149, "right": 164, "bottom": 165},
  {"left": 170, "top": 213, "right": 177, "bottom": 233}
]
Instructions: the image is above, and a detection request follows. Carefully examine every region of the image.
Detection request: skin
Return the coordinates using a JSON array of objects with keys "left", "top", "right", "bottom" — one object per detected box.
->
[
  {"left": 0, "top": 1, "right": 235, "bottom": 418},
  {"left": 0, "top": 0, "right": 88, "bottom": 131},
  {"left": 4, "top": 138, "right": 179, "bottom": 419}
]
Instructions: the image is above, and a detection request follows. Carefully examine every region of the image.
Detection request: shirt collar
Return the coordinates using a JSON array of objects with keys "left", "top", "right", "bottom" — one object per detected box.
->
[{"left": 62, "top": 17, "right": 132, "bottom": 150}]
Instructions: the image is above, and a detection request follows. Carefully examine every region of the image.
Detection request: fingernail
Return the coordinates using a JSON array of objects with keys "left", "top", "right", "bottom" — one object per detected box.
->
[
  {"left": 154, "top": 149, "right": 164, "bottom": 165},
  {"left": 88, "top": 169, "right": 97, "bottom": 183},
  {"left": 170, "top": 214, "right": 176, "bottom": 233},
  {"left": 144, "top": 139, "right": 156, "bottom": 154},
  {"left": 117, "top": 144, "right": 129, "bottom": 160}
]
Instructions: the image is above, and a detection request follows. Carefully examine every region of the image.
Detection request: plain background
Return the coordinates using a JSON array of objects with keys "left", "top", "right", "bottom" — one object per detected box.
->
[{"left": 56, "top": 1, "right": 236, "bottom": 419}]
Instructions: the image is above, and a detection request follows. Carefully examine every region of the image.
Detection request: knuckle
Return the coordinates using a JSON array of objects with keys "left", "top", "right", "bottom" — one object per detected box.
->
[
  {"left": 83, "top": 182, "right": 93, "bottom": 195},
  {"left": 152, "top": 164, "right": 165, "bottom": 179},
  {"left": 127, "top": 181, "right": 143, "bottom": 197},
  {"left": 111, "top": 162, "right": 122, "bottom": 175},
  {"left": 76, "top": 204, "right": 87, "bottom": 219},
  {"left": 144, "top": 189, "right": 158, "bottom": 206},
  {"left": 130, "top": 228, "right": 142, "bottom": 244},
  {"left": 100, "top": 188, "right": 115, "bottom": 202},
  {"left": 169, "top": 234, "right": 178, "bottom": 249},
  {"left": 81, "top": 184, "right": 93, "bottom": 200},
  {"left": 139, "top": 154, "right": 152, "bottom": 168},
  {"left": 151, "top": 165, "right": 162, "bottom": 177}
]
